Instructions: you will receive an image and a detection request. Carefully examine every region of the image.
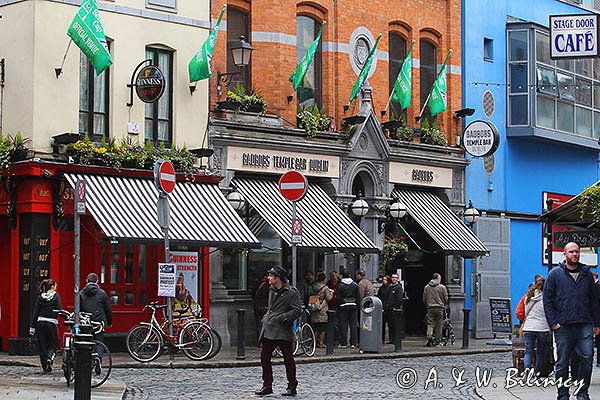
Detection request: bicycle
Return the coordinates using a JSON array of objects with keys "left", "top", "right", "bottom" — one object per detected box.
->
[
  {"left": 274, "top": 307, "right": 316, "bottom": 357},
  {"left": 171, "top": 303, "right": 222, "bottom": 360},
  {"left": 56, "top": 310, "right": 112, "bottom": 388},
  {"left": 126, "top": 301, "right": 214, "bottom": 362}
]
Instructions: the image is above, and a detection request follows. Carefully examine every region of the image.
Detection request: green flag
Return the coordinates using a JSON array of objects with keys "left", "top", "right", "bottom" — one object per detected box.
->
[
  {"left": 428, "top": 52, "right": 451, "bottom": 117},
  {"left": 289, "top": 22, "right": 325, "bottom": 91},
  {"left": 67, "top": 0, "right": 112, "bottom": 76},
  {"left": 391, "top": 41, "right": 414, "bottom": 110},
  {"left": 189, "top": 5, "right": 226, "bottom": 83},
  {"left": 349, "top": 34, "right": 382, "bottom": 103}
]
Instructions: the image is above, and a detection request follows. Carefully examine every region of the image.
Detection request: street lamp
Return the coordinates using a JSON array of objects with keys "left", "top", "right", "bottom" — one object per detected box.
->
[
  {"left": 378, "top": 201, "right": 407, "bottom": 233},
  {"left": 227, "top": 190, "right": 245, "bottom": 212},
  {"left": 464, "top": 200, "right": 480, "bottom": 227},
  {"left": 216, "top": 36, "right": 254, "bottom": 97},
  {"left": 350, "top": 197, "right": 369, "bottom": 219}
]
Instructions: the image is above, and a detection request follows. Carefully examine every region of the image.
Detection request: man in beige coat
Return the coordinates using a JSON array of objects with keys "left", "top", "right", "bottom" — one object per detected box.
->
[{"left": 422, "top": 273, "right": 448, "bottom": 347}]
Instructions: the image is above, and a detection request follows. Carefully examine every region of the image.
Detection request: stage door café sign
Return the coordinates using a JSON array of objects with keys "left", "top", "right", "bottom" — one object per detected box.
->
[{"left": 550, "top": 14, "right": 599, "bottom": 59}]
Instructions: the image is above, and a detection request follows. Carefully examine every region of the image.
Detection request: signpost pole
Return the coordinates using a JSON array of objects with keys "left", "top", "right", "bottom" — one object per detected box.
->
[
  {"left": 161, "top": 192, "right": 174, "bottom": 362},
  {"left": 74, "top": 199, "right": 81, "bottom": 328},
  {"left": 291, "top": 201, "right": 297, "bottom": 289}
]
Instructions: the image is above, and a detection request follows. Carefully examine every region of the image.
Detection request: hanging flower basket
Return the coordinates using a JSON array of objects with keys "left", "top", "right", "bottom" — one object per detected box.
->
[{"left": 381, "top": 236, "right": 409, "bottom": 265}]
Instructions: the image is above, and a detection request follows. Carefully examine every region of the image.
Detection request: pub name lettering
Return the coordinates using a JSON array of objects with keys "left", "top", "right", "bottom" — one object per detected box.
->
[{"left": 242, "top": 153, "right": 330, "bottom": 172}]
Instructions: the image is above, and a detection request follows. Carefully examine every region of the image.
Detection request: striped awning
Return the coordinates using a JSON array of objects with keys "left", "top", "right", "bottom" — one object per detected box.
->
[
  {"left": 392, "top": 189, "right": 489, "bottom": 257},
  {"left": 233, "top": 178, "right": 378, "bottom": 253},
  {"left": 65, "top": 174, "right": 260, "bottom": 248}
]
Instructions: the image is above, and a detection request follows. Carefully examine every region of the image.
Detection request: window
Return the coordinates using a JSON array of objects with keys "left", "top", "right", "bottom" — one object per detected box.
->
[
  {"left": 101, "top": 243, "right": 147, "bottom": 306},
  {"left": 508, "top": 30, "right": 528, "bottom": 126},
  {"left": 296, "top": 16, "right": 322, "bottom": 109},
  {"left": 79, "top": 52, "right": 109, "bottom": 139},
  {"left": 389, "top": 33, "right": 407, "bottom": 120},
  {"left": 420, "top": 40, "right": 437, "bottom": 122},
  {"left": 144, "top": 48, "right": 173, "bottom": 145},
  {"left": 227, "top": 8, "right": 250, "bottom": 90},
  {"left": 484, "top": 38, "right": 493, "bottom": 61}
]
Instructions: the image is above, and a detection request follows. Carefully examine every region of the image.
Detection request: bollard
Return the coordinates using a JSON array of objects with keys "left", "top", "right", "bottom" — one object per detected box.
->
[
  {"left": 236, "top": 309, "right": 246, "bottom": 360},
  {"left": 393, "top": 309, "right": 403, "bottom": 352},
  {"left": 326, "top": 310, "right": 335, "bottom": 355},
  {"left": 462, "top": 309, "right": 470, "bottom": 349},
  {"left": 74, "top": 333, "right": 95, "bottom": 400}
]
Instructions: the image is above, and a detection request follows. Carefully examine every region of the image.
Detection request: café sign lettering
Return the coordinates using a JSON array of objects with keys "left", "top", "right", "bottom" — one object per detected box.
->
[
  {"left": 550, "top": 14, "right": 599, "bottom": 59},
  {"left": 228, "top": 146, "right": 339, "bottom": 178},
  {"left": 389, "top": 162, "right": 452, "bottom": 188}
]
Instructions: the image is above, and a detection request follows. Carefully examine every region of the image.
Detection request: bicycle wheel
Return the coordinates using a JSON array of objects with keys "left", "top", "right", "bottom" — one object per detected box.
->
[
  {"left": 179, "top": 320, "right": 214, "bottom": 361},
  {"left": 274, "top": 333, "right": 299, "bottom": 357},
  {"left": 91, "top": 341, "right": 112, "bottom": 388},
  {"left": 206, "top": 326, "right": 222, "bottom": 360},
  {"left": 62, "top": 350, "right": 74, "bottom": 386},
  {"left": 126, "top": 324, "right": 163, "bottom": 362},
  {"left": 299, "top": 323, "right": 316, "bottom": 357}
]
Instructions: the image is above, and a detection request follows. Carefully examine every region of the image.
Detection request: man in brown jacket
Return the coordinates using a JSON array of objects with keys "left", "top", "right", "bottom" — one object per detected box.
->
[
  {"left": 422, "top": 273, "right": 448, "bottom": 347},
  {"left": 256, "top": 266, "right": 302, "bottom": 397}
]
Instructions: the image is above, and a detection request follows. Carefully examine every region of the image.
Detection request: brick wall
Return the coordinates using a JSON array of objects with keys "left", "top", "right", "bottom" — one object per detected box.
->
[{"left": 209, "top": 0, "right": 461, "bottom": 143}]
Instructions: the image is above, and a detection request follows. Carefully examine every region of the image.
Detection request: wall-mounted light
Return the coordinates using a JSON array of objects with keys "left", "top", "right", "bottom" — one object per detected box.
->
[
  {"left": 464, "top": 200, "right": 480, "bottom": 227},
  {"left": 227, "top": 189, "right": 245, "bottom": 212},
  {"left": 217, "top": 36, "right": 254, "bottom": 98},
  {"left": 378, "top": 200, "right": 407, "bottom": 233}
]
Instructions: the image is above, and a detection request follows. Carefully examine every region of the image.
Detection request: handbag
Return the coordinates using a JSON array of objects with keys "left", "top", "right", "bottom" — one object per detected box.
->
[{"left": 308, "top": 287, "right": 326, "bottom": 312}]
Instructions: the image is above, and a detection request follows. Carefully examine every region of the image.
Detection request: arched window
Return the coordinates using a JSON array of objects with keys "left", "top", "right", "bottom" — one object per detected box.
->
[
  {"left": 389, "top": 33, "right": 407, "bottom": 120},
  {"left": 227, "top": 7, "right": 250, "bottom": 89},
  {"left": 296, "top": 15, "right": 322, "bottom": 109},
  {"left": 420, "top": 40, "right": 437, "bottom": 121}
]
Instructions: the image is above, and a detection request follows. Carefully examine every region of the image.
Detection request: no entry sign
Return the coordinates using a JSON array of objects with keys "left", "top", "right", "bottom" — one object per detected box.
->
[
  {"left": 279, "top": 171, "right": 308, "bottom": 202},
  {"left": 154, "top": 160, "right": 176, "bottom": 194}
]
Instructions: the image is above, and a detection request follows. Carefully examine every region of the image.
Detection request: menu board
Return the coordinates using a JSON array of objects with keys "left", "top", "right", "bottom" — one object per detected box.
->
[{"left": 489, "top": 297, "right": 512, "bottom": 334}]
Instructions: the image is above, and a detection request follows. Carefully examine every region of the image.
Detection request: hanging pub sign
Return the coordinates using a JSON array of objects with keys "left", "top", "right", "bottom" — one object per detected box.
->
[
  {"left": 135, "top": 65, "right": 166, "bottom": 103},
  {"left": 550, "top": 14, "right": 599, "bottom": 59},
  {"left": 461, "top": 120, "right": 500, "bottom": 158}
]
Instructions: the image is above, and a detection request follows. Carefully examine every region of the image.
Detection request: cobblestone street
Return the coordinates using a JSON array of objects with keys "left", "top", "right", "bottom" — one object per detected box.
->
[{"left": 1, "top": 352, "right": 513, "bottom": 399}]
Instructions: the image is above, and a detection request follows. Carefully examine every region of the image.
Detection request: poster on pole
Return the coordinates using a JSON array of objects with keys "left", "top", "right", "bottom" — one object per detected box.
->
[
  {"left": 169, "top": 251, "right": 199, "bottom": 311},
  {"left": 158, "top": 263, "right": 176, "bottom": 297}
]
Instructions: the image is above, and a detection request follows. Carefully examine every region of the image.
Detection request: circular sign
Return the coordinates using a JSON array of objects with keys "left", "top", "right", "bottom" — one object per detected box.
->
[
  {"left": 279, "top": 171, "right": 308, "bottom": 202},
  {"left": 462, "top": 120, "right": 500, "bottom": 158},
  {"left": 157, "top": 161, "right": 176, "bottom": 194},
  {"left": 135, "top": 65, "right": 166, "bottom": 103}
]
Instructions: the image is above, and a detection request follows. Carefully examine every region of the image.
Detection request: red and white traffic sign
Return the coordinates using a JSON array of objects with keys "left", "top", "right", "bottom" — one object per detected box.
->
[
  {"left": 76, "top": 180, "right": 86, "bottom": 203},
  {"left": 156, "top": 160, "right": 176, "bottom": 194},
  {"left": 293, "top": 218, "right": 302, "bottom": 235},
  {"left": 279, "top": 171, "right": 308, "bottom": 202}
]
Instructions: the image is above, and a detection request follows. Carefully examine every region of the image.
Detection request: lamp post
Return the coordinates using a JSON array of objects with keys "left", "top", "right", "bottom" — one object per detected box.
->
[
  {"left": 464, "top": 200, "right": 480, "bottom": 227},
  {"left": 217, "top": 36, "right": 254, "bottom": 97}
]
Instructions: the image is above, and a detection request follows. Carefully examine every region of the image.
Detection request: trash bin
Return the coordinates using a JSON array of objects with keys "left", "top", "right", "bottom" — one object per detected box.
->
[{"left": 360, "top": 296, "right": 383, "bottom": 353}]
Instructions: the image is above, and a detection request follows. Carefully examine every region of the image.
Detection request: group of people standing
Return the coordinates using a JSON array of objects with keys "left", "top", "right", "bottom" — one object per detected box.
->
[{"left": 516, "top": 242, "right": 600, "bottom": 400}]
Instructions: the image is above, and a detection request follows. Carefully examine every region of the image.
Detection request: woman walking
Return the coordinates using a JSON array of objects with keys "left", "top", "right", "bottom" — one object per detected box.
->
[
  {"left": 309, "top": 272, "right": 333, "bottom": 348},
  {"left": 29, "top": 279, "right": 62, "bottom": 373},
  {"left": 521, "top": 277, "right": 550, "bottom": 376}
]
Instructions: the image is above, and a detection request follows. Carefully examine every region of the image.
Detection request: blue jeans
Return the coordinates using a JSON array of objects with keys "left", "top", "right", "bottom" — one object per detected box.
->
[
  {"left": 523, "top": 331, "right": 549, "bottom": 374},
  {"left": 554, "top": 323, "right": 594, "bottom": 400}
]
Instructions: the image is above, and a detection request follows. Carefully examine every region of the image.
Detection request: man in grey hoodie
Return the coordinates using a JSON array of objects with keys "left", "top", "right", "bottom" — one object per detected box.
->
[
  {"left": 422, "top": 273, "right": 448, "bottom": 347},
  {"left": 80, "top": 273, "right": 112, "bottom": 373}
]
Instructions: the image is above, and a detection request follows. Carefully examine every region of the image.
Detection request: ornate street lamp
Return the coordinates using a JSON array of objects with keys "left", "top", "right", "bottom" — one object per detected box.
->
[{"left": 464, "top": 200, "right": 480, "bottom": 227}]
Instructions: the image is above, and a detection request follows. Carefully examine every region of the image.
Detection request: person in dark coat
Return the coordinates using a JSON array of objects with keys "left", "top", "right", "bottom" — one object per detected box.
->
[
  {"left": 336, "top": 269, "right": 360, "bottom": 348},
  {"left": 29, "top": 279, "right": 62, "bottom": 373},
  {"left": 377, "top": 275, "right": 392, "bottom": 343},
  {"left": 80, "top": 272, "right": 112, "bottom": 364},
  {"left": 256, "top": 266, "right": 302, "bottom": 397},
  {"left": 543, "top": 242, "right": 600, "bottom": 400},
  {"left": 387, "top": 273, "right": 404, "bottom": 343}
]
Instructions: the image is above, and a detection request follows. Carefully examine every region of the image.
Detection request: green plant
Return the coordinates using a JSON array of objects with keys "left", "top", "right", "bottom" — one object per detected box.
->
[
  {"left": 579, "top": 184, "right": 600, "bottom": 225},
  {"left": 67, "top": 134, "right": 95, "bottom": 165},
  {"left": 420, "top": 119, "right": 448, "bottom": 146},
  {"left": 11, "top": 132, "right": 31, "bottom": 150},
  {"left": 393, "top": 114, "right": 414, "bottom": 141},
  {"left": 381, "top": 236, "right": 409, "bottom": 264},
  {"left": 0, "top": 133, "right": 14, "bottom": 170},
  {"left": 226, "top": 84, "right": 267, "bottom": 112},
  {"left": 297, "top": 105, "right": 331, "bottom": 138}
]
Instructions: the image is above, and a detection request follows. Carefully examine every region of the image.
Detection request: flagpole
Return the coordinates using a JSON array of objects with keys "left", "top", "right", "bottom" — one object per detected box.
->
[
  {"left": 55, "top": 39, "right": 73, "bottom": 78},
  {"left": 382, "top": 87, "right": 396, "bottom": 117},
  {"left": 416, "top": 49, "right": 452, "bottom": 121}
]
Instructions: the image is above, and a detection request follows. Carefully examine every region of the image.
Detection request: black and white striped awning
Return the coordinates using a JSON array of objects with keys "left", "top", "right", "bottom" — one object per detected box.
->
[
  {"left": 65, "top": 174, "right": 260, "bottom": 248},
  {"left": 392, "top": 189, "right": 489, "bottom": 257},
  {"left": 233, "top": 178, "right": 378, "bottom": 253}
]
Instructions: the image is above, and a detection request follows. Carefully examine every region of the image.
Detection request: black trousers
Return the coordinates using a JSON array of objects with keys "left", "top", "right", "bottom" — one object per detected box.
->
[
  {"left": 260, "top": 338, "right": 297, "bottom": 389},
  {"left": 36, "top": 321, "right": 59, "bottom": 369},
  {"left": 382, "top": 310, "right": 394, "bottom": 343},
  {"left": 337, "top": 305, "right": 358, "bottom": 346}
]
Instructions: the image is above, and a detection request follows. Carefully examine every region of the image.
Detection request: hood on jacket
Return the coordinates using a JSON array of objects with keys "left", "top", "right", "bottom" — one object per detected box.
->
[
  {"left": 558, "top": 261, "right": 589, "bottom": 273},
  {"left": 428, "top": 279, "right": 440, "bottom": 287},
  {"left": 82, "top": 282, "right": 100, "bottom": 296},
  {"left": 40, "top": 290, "right": 56, "bottom": 302},
  {"left": 341, "top": 277, "right": 354, "bottom": 285}
]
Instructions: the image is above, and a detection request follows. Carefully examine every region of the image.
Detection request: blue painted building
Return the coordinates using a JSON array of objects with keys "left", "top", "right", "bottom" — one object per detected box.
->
[{"left": 462, "top": 0, "right": 600, "bottom": 336}]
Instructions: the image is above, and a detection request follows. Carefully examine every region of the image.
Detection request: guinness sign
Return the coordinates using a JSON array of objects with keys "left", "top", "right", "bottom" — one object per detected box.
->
[{"left": 135, "top": 65, "right": 166, "bottom": 103}]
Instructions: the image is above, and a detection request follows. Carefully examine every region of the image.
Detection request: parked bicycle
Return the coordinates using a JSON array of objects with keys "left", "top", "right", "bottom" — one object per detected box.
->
[
  {"left": 56, "top": 310, "right": 112, "bottom": 388},
  {"left": 126, "top": 301, "right": 218, "bottom": 362},
  {"left": 274, "top": 307, "right": 316, "bottom": 357}
]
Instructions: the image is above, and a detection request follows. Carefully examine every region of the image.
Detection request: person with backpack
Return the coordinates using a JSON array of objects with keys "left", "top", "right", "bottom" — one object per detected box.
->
[
  {"left": 308, "top": 272, "right": 334, "bottom": 348},
  {"left": 29, "top": 279, "right": 62, "bottom": 373},
  {"left": 336, "top": 270, "right": 360, "bottom": 348}
]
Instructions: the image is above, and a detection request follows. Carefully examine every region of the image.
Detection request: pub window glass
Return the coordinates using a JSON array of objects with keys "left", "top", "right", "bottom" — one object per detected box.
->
[
  {"left": 227, "top": 8, "right": 250, "bottom": 90},
  {"left": 125, "top": 244, "right": 134, "bottom": 284},
  {"left": 144, "top": 47, "right": 173, "bottom": 145},
  {"left": 110, "top": 289, "right": 119, "bottom": 305},
  {"left": 419, "top": 39, "right": 436, "bottom": 123},
  {"left": 125, "top": 291, "right": 134, "bottom": 305},
  {"left": 296, "top": 15, "right": 322, "bottom": 109},
  {"left": 138, "top": 245, "right": 147, "bottom": 284},
  {"left": 507, "top": 30, "right": 529, "bottom": 126},
  {"left": 110, "top": 242, "right": 120, "bottom": 284},
  {"left": 389, "top": 33, "right": 407, "bottom": 122},
  {"left": 79, "top": 48, "right": 109, "bottom": 140}
]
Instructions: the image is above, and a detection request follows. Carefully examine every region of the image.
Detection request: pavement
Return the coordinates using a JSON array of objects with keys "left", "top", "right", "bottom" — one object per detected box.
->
[{"left": 3, "top": 337, "right": 600, "bottom": 399}]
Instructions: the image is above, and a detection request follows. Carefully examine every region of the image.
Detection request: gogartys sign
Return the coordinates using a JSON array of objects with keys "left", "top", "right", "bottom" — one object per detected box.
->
[{"left": 461, "top": 120, "right": 499, "bottom": 158}]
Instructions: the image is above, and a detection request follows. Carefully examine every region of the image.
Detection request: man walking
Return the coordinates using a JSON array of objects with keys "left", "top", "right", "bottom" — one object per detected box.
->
[
  {"left": 544, "top": 242, "right": 600, "bottom": 400},
  {"left": 256, "top": 266, "right": 302, "bottom": 397},
  {"left": 80, "top": 273, "right": 112, "bottom": 374},
  {"left": 336, "top": 270, "right": 360, "bottom": 348},
  {"left": 422, "top": 273, "right": 448, "bottom": 347}
]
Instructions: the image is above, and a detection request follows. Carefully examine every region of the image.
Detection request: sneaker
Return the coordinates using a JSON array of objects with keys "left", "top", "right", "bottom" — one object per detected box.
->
[
  {"left": 350, "top": 345, "right": 357, "bottom": 349},
  {"left": 93, "top": 357, "right": 102, "bottom": 376},
  {"left": 337, "top": 344, "right": 347, "bottom": 348},
  {"left": 46, "top": 359, "right": 52, "bottom": 373}
]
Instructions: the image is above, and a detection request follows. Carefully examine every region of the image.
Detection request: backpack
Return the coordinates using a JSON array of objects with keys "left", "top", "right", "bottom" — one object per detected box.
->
[{"left": 308, "top": 287, "right": 326, "bottom": 312}]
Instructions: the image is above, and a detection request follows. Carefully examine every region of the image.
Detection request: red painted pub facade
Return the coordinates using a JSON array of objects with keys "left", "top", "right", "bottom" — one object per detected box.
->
[{"left": 0, "top": 160, "right": 257, "bottom": 354}]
